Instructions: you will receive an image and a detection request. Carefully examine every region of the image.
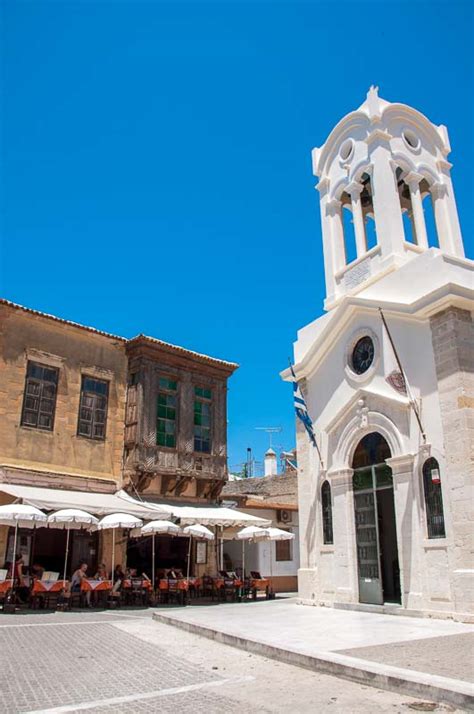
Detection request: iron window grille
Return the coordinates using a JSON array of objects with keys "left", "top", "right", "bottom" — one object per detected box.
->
[
  {"left": 321, "top": 480, "right": 334, "bottom": 544},
  {"left": 157, "top": 377, "right": 178, "bottom": 448},
  {"left": 422, "top": 458, "right": 446, "bottom": 539},
  {"left": 21, "top": 361, "right": 59, "bottom": 431},
  {"left": 77, "top": 376, "right": 109, "bottom": 440},
  {"left": 194, "top": 386, "right": 212, "bottom": 453}
]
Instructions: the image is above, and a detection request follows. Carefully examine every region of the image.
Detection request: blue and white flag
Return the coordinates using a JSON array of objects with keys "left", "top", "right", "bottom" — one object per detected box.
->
[{"left": 290, "top": 364, "right": 317, "bottom": 447}]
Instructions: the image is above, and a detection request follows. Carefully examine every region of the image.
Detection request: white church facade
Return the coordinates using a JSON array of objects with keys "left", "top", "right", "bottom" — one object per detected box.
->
[{"left": 282, "top": 88, "right": 473, "bottom": 620}]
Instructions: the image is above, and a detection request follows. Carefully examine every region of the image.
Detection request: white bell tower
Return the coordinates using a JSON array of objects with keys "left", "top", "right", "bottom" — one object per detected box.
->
[{"left": 313, "top": 87, "right": 465, "bottom": 310}]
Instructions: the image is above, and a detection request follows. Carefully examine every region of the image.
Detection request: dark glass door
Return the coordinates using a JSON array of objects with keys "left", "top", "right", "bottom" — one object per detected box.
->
[{"left": 353, "top": 463, "right": 400, "bottom": 605}]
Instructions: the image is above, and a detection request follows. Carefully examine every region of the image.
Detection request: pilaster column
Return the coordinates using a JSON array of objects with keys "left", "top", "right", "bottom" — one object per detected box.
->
[
  {"left": 368, "top": 133, "right": 405, "bottom": 260},
  {"left": 404, "top": 172, "right": 429, "bottom": 249},
  {"left": 325, "top": 198, "right": 345, "bottom": 273},
  {"left": 346, "top": 182, "right": 367, "bottom": 258},
  {"left": 386, "top": 453, "right": 424, "bottom": 609},
  {"left": 328, "top": 467, "right": 358, "bottom": 603},
  {"left": 318, "top": 181, "right": 338, "bottom": 306},
  {"left": 433, "top": 162, "right": 464, "bottom": 258}
]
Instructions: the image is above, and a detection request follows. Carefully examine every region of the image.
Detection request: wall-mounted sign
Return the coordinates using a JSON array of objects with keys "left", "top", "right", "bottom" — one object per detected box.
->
[{"left": 196, "top": 541, "right": 207, "bottom": 565}]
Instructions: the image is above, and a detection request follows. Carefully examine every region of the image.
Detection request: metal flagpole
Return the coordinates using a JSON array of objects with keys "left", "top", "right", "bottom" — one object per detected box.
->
[{"left": 379, "top": 308, "right": 426, "bottom": 442}]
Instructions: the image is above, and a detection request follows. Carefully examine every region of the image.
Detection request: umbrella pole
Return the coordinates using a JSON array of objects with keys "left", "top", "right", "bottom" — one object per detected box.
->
[
  {"left": 63, "top": 528, "right": 70, "bottom": 584},
  {"left": 186, "top": 536, "right": 192, "bottom": 581},
  {"left": 6, "top": 522, "right": 19, "bottom": 607},
  {"left": 111, "top": 529, "right": 115, "bottom": 587},
  {"left": 269, "top": 542, "right": 273, "bottom": 597},
  {"left": 152, "top": 533, "right": 155, "bottom": 596},
  {"left": 12, "top": 521, "right": 18, "bottom": 589}
]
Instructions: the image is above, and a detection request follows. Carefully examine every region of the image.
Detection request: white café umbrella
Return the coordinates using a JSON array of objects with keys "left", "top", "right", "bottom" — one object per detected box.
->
[
  {"left": 47, "top": 509, "right": 99, "bottom": 584},
  {"left": 97, "top": 513, "right": 143, "bottom": 586},
  {"left": 236, "top": 526, "right": 294, "bottom": 593},
  {"left": 0, "top": 504, "right": 47, "bottom": 597},
  {"left": 137, "top": 520, "right": 180, "bottom": 591},
  {"left": 181, "top": 524, "right": 214, "bottom": 582},
  {"left": 236, "top": 526, "right": 267, "bottom": 581}
]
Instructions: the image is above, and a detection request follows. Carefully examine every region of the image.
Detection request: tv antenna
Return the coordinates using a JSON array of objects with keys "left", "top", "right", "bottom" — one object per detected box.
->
[{"left": 255, "top": 426, "right": 282, "bottom": 449}]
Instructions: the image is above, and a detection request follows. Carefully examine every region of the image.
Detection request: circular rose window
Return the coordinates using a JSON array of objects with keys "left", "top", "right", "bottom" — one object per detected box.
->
[{"left": 351, "top": 336, "right": 375, "bottom": 374}]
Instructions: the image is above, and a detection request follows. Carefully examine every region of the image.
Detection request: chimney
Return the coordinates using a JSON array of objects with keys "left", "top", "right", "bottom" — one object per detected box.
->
[{"left": 264, "top": 448, "right": 277, "bottom": 477}]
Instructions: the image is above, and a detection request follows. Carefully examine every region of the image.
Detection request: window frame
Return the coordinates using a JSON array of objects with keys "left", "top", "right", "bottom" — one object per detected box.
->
[
  {"left": 193, "top": 385, "right": 212, "bottom": 454},
  {"left": 20, "top": 360, "right": 59, "bottom": 432},
  {"left": 77, "top": 375, "right": 109, "bottom": 441},
  {"left": 321, "top": 480, "right": 334, "bottom": 545},
  {"left": 275, "top": 533, "right": 292, "bottom": 562},
  {"left": 156, "top": 376, "right": 178, "bottom": 449},
  {"left": 422, "top": 457, "right": 446, "bottom": 539}
]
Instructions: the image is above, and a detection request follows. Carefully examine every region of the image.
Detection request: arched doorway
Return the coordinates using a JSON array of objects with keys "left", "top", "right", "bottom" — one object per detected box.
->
[{"left": 352, "top": 433, "right": 401, "bottom": 605}]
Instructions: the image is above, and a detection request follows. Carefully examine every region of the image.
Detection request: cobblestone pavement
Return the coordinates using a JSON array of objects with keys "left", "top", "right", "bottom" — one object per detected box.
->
[{"left": 0, "top": 609, "right": 462, "bottom": 713}]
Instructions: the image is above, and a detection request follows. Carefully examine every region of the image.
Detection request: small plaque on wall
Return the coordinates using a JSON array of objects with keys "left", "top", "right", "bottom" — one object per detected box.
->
[{"left": 196, "top": 541, "right": 207, "bottom": 565}]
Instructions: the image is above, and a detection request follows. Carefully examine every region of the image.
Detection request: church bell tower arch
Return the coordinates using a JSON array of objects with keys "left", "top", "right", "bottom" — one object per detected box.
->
[{"left": 312, "top": 86, "right": 465, "bottom": 310}]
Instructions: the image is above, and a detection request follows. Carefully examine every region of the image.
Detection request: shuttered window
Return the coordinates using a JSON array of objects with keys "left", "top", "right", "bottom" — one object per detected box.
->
[
  {"left": 157, "top": 377, "right": 177, "bottom": 448},
  {"left": 77, "top": 376, "right": 109, "bottom": 440},
  {"left": 194, "top": 386, "right": 212, "bottom": 453},
  {"left": 21, "top": 361, "right": 59, "bottom": 431}
]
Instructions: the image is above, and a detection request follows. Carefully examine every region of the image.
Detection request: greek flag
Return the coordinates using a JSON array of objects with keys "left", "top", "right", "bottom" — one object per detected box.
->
[{"left": 290, "top": 364, "right": 317, "bottom": 447}]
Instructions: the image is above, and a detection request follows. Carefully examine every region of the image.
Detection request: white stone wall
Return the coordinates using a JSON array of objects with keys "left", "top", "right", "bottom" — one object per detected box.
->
[{"left": 223, "top": 507, "right": 300, "bottom": 581}]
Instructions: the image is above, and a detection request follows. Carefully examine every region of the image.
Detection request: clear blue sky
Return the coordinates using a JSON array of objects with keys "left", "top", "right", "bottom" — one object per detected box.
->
[{"left": 1, "top": 1, "right": 472, "bottom": 473}]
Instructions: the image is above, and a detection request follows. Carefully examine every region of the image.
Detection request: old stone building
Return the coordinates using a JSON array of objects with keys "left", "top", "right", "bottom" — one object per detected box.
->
[
  {"left": 0, "top": 299, "right": 131, "bottom": 572},
  {"left": 0, "top": 299, "right": 240, "bottom": 577},
  {"left": 123, "top": 334, "right": 237, "bottom": 501},
  {"left": 122, "top": 334, "right": 238, "bottom": 574},
  {"left": 282, "top": 89, "right": 473, "bottom": 620}
]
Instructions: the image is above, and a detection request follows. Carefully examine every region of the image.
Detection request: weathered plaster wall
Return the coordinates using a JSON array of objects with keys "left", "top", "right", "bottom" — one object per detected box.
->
[{"left": 0, "top": 305, "right": 127, "bottom": 484}]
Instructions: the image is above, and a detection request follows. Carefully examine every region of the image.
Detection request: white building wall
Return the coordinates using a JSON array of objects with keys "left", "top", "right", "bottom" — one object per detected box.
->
[{"left": 223, "top": 507, "right": 300, "bottom": 589}]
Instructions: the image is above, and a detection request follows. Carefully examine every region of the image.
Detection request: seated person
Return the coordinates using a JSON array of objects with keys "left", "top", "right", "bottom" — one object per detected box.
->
[
  {"left": 71, "top": 562, "right": 90, "bottom": 605},
  {"left": 95, "top": 563, "right": 109, "bottom": 580},
  {"left": 112, "top": 564, "right": 125, "bottom": 592},
  {"left": 9, "top": 555, "right": 29, "bottom": 604},
  {"left": 31, "top": 563, "right": 45, "bottom": 580}
]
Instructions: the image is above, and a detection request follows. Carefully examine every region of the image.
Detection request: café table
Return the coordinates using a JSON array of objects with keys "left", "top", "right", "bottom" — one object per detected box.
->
[
  {"left": 31, "top": 579, "right": 69, "bottom": 609},
  {"left": 0, "top": 579, "right": 14, "bottom": 603},
  {"left": 81, "top": 579, "right": 113, "bottom": 607},
  {"left": 122, "top": 578, "right": 152, "bottom": 606},
  {"left": 249, "top": 578, "right": 270, "bottom": 599}
]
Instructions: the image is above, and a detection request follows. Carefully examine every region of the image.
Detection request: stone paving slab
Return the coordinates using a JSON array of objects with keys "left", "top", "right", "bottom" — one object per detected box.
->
[
  {"left": 338, "top": 632, "right": 474, "bottom": 683},
  {"left": 153, "top": 600, "right": 474, "bottom": 709}
]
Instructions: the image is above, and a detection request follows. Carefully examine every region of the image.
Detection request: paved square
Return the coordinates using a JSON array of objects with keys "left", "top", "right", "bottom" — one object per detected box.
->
[{"left": 0, "top": 608, "right": 465, "bottom": 713}]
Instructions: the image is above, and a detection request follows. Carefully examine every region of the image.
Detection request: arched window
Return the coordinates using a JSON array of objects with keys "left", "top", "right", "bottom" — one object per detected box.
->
[
  {"left": 360, "top": 173, "right": 377, "bottom": 251},
  {"left": 420, "top": 180, "right": 439, "bottom": 248},
  {"left": 422, "top": 458, "right": 446, "bottom": 538},
  {"left": 395, "top": 167, "right": 417, "bottom": 245},
  {"left": 341, "top": 193, "right": 357, "bottom": 265},
  {"left": 321, "top": 480, "right": 334, "bottom": 544}
]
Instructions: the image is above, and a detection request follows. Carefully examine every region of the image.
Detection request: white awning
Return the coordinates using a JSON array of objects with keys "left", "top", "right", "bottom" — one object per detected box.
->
[
  {"left": 0, "top": 484, "right": 171, "bottom": 521},
  {"left": 117, "top": 491, "right": 271, "bottom": 528}
]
